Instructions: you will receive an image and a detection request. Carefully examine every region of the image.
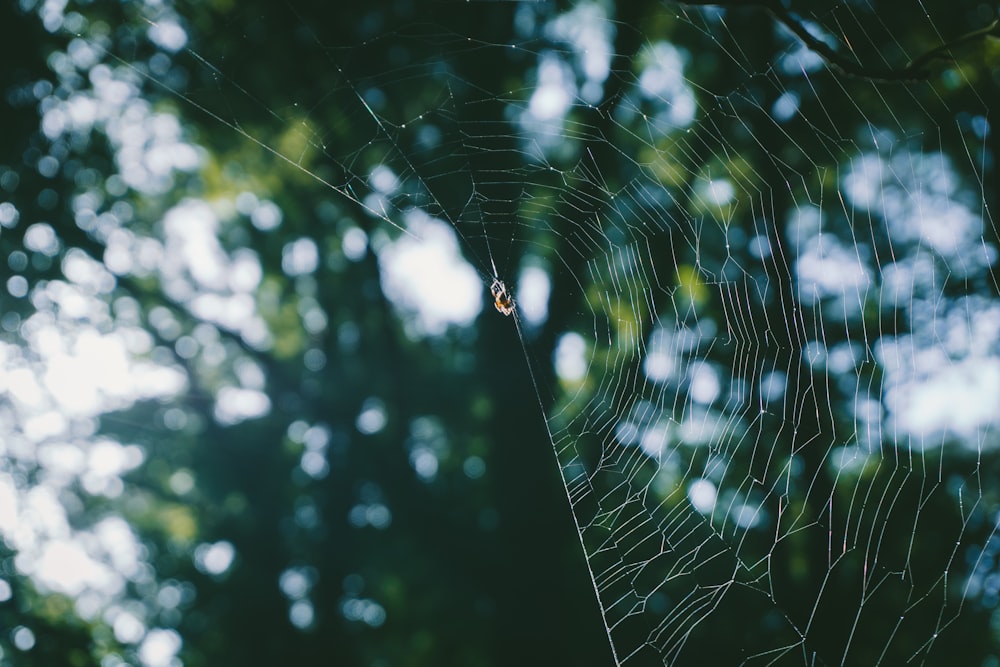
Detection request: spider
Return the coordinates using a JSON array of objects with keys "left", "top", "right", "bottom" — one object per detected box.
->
[{"left": 490, "top": 278, "right": 515, "bottom": 316}]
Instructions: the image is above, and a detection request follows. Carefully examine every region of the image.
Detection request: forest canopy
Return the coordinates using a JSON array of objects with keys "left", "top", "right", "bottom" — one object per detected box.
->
[{"left": 1, "top": 0, "right": 999, "bottom": 665}]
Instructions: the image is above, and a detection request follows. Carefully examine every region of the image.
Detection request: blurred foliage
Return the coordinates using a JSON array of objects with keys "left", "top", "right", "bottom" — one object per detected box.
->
[{"left": 1, "top": 0, "right": 999, "bottom": 666}]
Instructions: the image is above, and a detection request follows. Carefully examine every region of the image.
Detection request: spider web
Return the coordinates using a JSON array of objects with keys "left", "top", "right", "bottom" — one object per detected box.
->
[
  {"left": 4, "top": 0, "right": 1000, "bottom": 665},
  {"left": 316, "top": 5, "right": 998, "bottom": 663}
]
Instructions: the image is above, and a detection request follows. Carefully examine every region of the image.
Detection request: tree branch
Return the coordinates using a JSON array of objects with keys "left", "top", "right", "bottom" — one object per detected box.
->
[{"left": 680, "top": 0, "right": 999, "bottom": 83}]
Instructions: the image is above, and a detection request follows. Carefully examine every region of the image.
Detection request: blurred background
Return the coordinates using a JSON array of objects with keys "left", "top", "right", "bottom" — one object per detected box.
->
[{"left": 1, "top": 0, "right": 999, "bottom": 665}]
